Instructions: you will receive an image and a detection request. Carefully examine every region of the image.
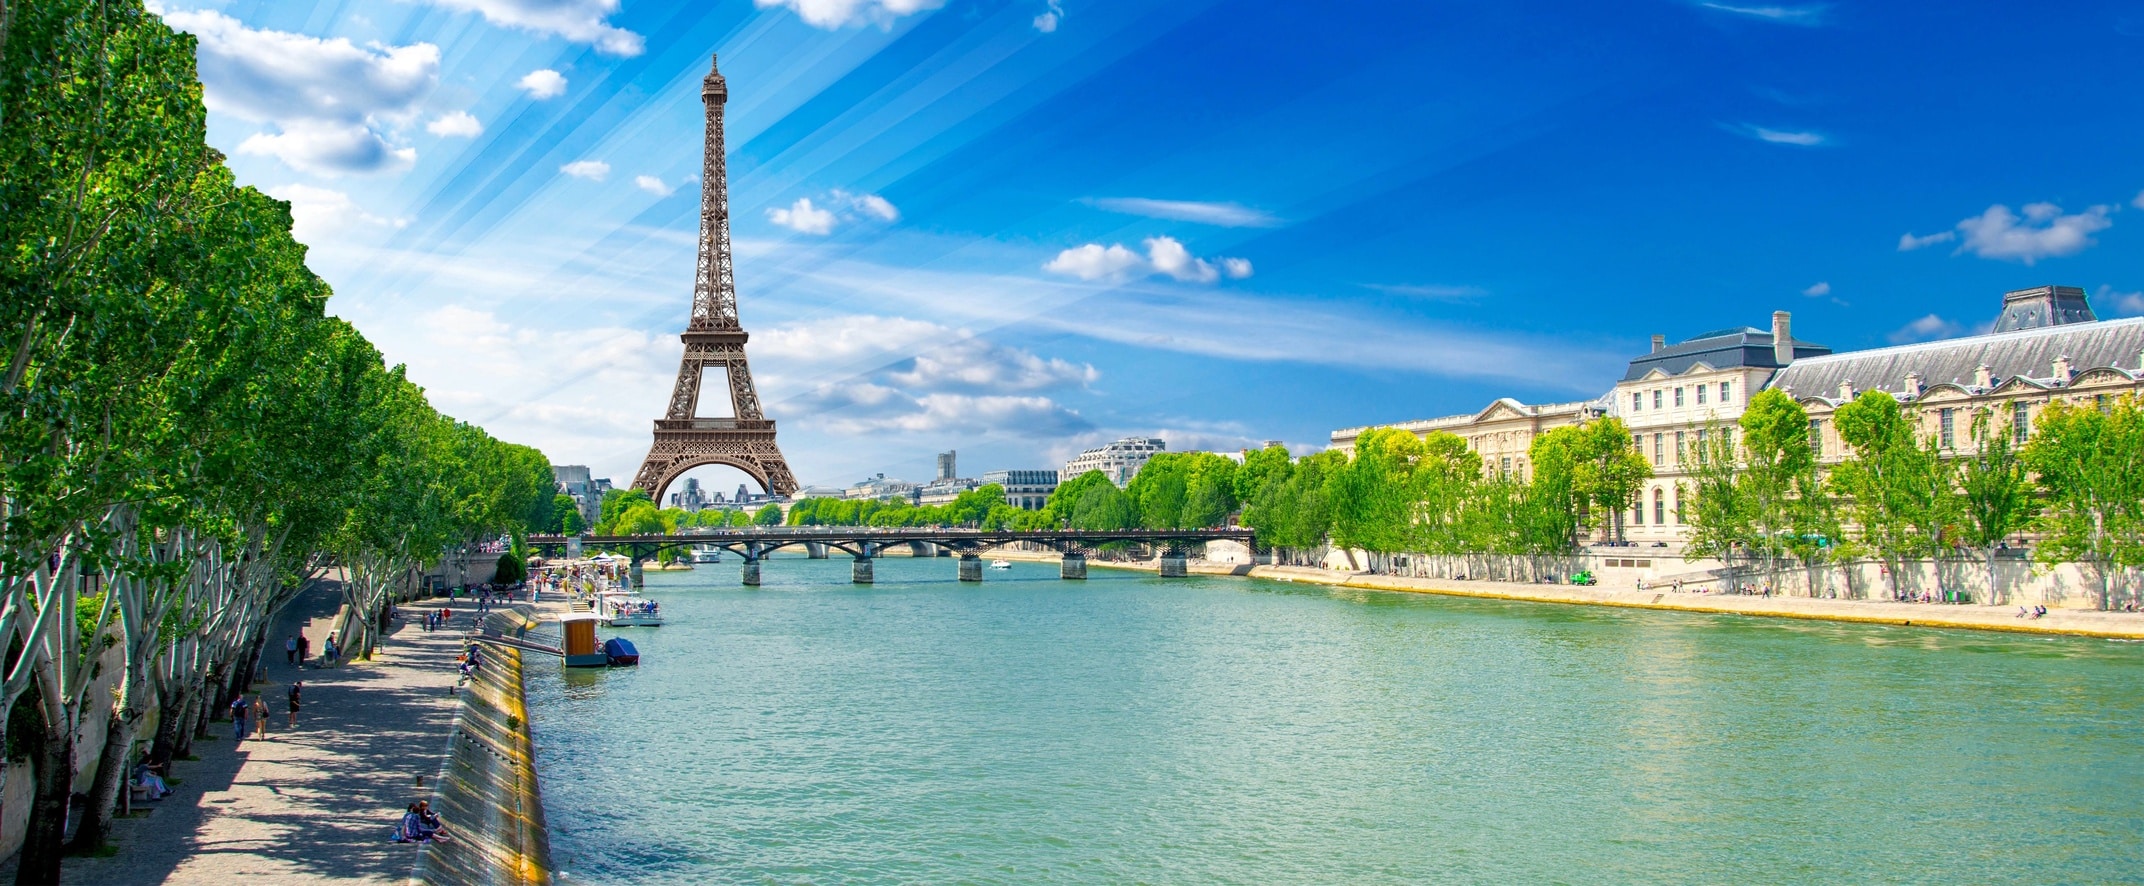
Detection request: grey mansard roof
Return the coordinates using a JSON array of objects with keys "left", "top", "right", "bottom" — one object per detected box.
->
[
  {"left": 1622, "top": 328, "right": 1832, "bottom": 381},
  {"left": 1769, "top": 317, "right": 2144, "bottom": 401}
]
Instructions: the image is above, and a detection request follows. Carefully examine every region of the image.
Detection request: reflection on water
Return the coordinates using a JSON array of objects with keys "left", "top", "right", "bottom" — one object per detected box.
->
[{"left": 526, "top": 558, "right": 2144, "bottom": 885}]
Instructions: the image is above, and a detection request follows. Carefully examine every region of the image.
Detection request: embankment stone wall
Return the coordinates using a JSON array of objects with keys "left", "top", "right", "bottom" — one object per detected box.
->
[{"left": 417, "top": 606, "right": 551, "bottom": 886}]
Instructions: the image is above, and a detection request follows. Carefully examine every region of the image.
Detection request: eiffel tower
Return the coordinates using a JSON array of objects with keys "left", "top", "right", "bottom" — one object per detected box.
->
[{"left": 631, "top": 54, "right": 798, "bottom": 499}]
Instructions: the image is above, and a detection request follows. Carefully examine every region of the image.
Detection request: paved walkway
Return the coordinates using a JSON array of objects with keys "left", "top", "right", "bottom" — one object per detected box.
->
[{"left": 55, "top": 583, "right": 482, "bottom": 884}]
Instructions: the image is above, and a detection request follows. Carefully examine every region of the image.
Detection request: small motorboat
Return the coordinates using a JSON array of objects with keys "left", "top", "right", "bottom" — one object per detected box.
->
[
  {"left": 596, "top": 591, "right": 663, "bottom": 626},
  {"left": 988, "top": 559, "right": 1012, "bottom": 570},
  {"left": 603, "top": 637, "right": 640, "bottom": 667}
]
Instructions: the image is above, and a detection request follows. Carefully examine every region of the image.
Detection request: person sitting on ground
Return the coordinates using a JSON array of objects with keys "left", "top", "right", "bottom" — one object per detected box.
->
[
  {"left": 398, "top": 803, "right": 437, "bottom": 843},
  {"left": 2018, "top": 606, "right": 2031, "bottom": 618},
  {"left": 2035, "top": 605, "right": 2048, "bottom": 618},
  {"left": 417, "top": 799, "right": 448, "bottom": 836},
  {"left": 132, "top": 760, "right": 173, "bottom": 800}
]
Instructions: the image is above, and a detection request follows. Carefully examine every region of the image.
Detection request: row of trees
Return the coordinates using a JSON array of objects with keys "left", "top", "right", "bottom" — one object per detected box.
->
[{"left": 1, "top": 3, "right": 555, "bottom": 880}]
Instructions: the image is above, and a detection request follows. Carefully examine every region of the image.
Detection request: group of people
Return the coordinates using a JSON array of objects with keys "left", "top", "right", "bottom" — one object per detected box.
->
[
  {"left": 227, "top": 682, "right": 305, "bottom": 743},
  {"left": 284, "top": 630, "right": 341, "bottom": 669},
  {"left": 421, "top": 607, "right": 455, "bottom": 632},
  {"left": 395, "top": 799, "right": 451, "bottom": 843},
  {"left": 2017, "top": 605, "right": 2051, "bottom": 618}
]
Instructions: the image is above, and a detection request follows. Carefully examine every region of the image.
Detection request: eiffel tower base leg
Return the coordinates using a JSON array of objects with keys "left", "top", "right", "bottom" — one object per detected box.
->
[
  {"left": 741, "top": 559, "right": 760, "bottom": 586},
  {"left": 958, "top": 554, "right": 983, "bottom": 582},
  {"left": 852, "top": 557, "right": 873, "bottom": 584}
]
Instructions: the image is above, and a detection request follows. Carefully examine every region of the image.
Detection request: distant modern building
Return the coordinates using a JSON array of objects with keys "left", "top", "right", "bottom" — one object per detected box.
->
[
  {"left": 1062, "top": 437, "right": 1166, "bottom": 487},
  {"left": 1328, "top": 285, "right": 2144, "bottom": 546},
  {"left": 981, "top": 469, "right": 1058, "bottom": 509},
  {"left": 936, "top": 450, "right": 958, "bottom": 482}
]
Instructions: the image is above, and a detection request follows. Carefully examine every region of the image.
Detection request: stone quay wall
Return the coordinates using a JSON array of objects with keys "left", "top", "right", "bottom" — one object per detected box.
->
[{"left": 417, "top": 606, "right": 552, "bottom": 886}]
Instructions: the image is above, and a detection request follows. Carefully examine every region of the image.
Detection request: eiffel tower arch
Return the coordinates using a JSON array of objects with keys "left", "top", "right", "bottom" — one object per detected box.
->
[{"left": 632, "top": 54, "right": 799, "bottom": 501}]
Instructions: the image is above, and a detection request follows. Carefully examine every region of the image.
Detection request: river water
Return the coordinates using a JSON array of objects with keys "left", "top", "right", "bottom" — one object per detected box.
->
[{"left": 525, "top": 557, "right": 2144, "bottom": 884}]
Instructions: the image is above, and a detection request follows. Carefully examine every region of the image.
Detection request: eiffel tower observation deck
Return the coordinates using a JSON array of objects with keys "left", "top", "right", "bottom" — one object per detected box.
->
[{"left": 631, "top": 54, "right": 799, "bottom": 499}]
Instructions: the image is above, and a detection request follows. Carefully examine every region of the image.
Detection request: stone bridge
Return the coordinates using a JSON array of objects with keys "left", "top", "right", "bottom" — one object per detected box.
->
[{"left": 526, "top": 527, "right": 1256, "bottom": 587}]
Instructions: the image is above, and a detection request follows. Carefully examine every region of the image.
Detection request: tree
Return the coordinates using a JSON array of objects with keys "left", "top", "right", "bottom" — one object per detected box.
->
[
  {"left": 1045, "top": 470, "right": 1117, "bottom": 527},
  {"left": 1832, "top": 391, "right": 1954, "bottom": 598},
  {"left": 494, "top": 553, "right": 527, "bottom": 584},
  {"left": 1959, "top": 408, "right": 2036, "bottom": 603},
  {"left": 1573, "top": 418, "right": 1651, "bottom": 544},
  {"left": 754, "top": 503, "right": 785, "bottom": 526},
  {"left": 2021, "top": 396, "right": 2144, "bottom": 610},
  {"left": 1735, "top": 389, "right": 1822, "bottom": 592},
  {"left": 1069, "top": 483, "right": 1138, "bottom": 531},
  {"left": 549, "top": 494, "right": 579, "bottom": 532}
]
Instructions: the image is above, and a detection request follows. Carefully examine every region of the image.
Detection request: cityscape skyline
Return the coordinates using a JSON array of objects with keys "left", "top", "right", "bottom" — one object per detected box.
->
[{"left": 156, "top": 0, "right": 2144, "bottom": 488}]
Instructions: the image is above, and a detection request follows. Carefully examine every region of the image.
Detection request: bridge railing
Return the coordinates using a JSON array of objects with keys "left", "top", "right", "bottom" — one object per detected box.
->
[{"left": 654, "top": 418, "right": 775, "bottom": 431}]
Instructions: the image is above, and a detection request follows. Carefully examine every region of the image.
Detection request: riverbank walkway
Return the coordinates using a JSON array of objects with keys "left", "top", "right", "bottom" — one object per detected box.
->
[
  {"left": 992, "top": 551, "right": 2144, "bottom": 640},
  {"left": 49, "top": 580, "right": 479, "bottom": 884}
]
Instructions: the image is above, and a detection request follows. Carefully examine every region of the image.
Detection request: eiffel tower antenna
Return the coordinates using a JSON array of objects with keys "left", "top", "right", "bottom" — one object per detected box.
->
[{"left": 631, "top": 53, "right": 799, "bottom": 499}]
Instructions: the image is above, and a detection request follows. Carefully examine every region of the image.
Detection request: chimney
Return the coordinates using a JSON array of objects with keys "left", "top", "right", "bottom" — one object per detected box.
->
[
  {"left": 1651, "top": 334, "right": 1666, "bottom": 353},
  {"left": 1838, "top": 379, "right": 1855, "bottom": 401},
  {"left": 1973, "top": 364, "right": 1994, "bottom": 388},
  {"left": 2052, "top": 355, "right": 2072, "bottom": 382},
  {"left": 1771, "top": 311, "right": 1793, "bottom": 365},
  {"left": 1904, "top": 371, "right": 1924, "bottom": 398}
]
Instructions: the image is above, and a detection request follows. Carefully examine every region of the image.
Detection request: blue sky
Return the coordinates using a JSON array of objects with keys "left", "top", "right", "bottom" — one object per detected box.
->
[{"left": 158, "top": 0, "right": 2144, "bottom": 490}]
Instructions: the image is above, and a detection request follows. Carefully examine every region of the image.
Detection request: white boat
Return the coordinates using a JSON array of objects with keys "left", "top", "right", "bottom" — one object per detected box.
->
[
  {"left": 692, "top": 546, "right": 723, "bottom": 564},
  {"left": 596, "top": 591, "right": 664, "bottom": 627},
  {"left": 989, "top": 559, "right": 1012, "bottom": 570}
]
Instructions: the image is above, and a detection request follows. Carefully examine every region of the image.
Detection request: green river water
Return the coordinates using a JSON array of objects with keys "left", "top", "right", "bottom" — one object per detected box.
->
[{"left": 524, "top": 557, "right": 2144, "bottom": 884}]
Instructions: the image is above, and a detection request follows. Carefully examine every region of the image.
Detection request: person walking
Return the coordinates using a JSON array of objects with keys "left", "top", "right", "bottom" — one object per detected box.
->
[
  {"left": 296, "top": 632, "right": 311, "bottom": 670},
  {"left": 285, "top": 634, "right": 298, "bottom": 666},
  {"left": 251, "top": 693, "right": 270, "bottom": 739},
  {"left": 287, "top": 681, "right": 303, "bottom": 728},
  {"left": 323, "top": 634, "right": 339, "bottom": 667},
  {"left": 230, "top": 695, "right": 250, "bottom": 744}
]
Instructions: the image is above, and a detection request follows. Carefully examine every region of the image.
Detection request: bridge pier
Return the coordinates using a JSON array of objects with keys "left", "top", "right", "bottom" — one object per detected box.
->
[
  {"left": 958, "top": 553, "right": 983, "bottom": 582},
  {"left": 851, "top": 556, "right": 874, "bottom": 584},
  {"left": 741, "top": 557, "right": 760, "bottom": 586},
  {"left": 1158, "top": 554, "right": 1188, "bottom": 578},
  {"left": 1060, "top": 553, "right": 1087, "bottom": 580},
  {"left": 630, "top": 556, "right": 646, "bottom": 590},
  {"left": 806, "top": 542, "right": 828, "bottom": 559}
]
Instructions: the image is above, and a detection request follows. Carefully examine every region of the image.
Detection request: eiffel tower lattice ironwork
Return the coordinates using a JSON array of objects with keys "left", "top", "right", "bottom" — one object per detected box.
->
[{"left": 631, "top": 54, "right": 799, "bottom": 499}]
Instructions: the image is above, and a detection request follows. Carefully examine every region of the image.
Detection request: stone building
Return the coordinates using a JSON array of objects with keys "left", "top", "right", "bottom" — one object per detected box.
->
[
  {"left": 982, "top": 469, "right": 1059, "bottom": 510},
  {"left": 1330, "top": 285, "right": 2144, "bottom": 546},
  {"left": 1062, "top": 437, "right": 1166, "bottom": 487}
]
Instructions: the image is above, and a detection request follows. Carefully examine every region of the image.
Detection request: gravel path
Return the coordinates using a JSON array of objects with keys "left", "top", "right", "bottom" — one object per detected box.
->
[{"left": 56, "top": 582, "right": 480, "bottom": 885}]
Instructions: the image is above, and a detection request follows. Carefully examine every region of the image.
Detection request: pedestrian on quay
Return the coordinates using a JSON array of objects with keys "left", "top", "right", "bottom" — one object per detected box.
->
[
  {"left": 286, "top": 634, "right": 298, "bottom": 666},
  {"left": 323, "top": 634, "right": 339, "bottom": 667},
  {"left": 230, "top": 695, "right": 250, "bottom": 744},
  {"left": 296, "top": 632, "right": 311, "bottom": 669},
  {"left": 252, "top": 693, "right": 270, "bottom": 739},
  {"left": 287, "top": 681, "right": 303, "bottom": 728}
]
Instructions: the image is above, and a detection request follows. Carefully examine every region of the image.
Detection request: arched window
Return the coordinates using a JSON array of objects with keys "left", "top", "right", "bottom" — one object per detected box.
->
[{"left": 1653, "top": 488, "right": 1666, "bottom": 525}]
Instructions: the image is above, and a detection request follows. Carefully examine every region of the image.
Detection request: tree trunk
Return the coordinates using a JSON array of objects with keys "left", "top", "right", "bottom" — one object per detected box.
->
[
  {"left": 17, "top": 729, "right": 74, "bottom": 884},
  {"left": 68, "top": 703, "right": 137, "bottom": 854}
]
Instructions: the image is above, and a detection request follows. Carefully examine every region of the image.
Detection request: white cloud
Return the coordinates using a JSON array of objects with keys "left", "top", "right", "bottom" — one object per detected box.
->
[
  {"left": 804, "top": 389, "right": 1092, "bottom": 438},
  {"left": 417, "top": 0, "right": 643, "bottom": 55},
  {"left": 1888, "top": 314, "right": 1962, "bottom": 344},
  {"left": 634, "top": 175, "right": 676, "bottom": 197},
  {"left": 153, "top": 6, "right": 434, "bottom": 174},
  {"left": 1042, "top": 236, "right": 1250, "bottom": 284},
  {"left": 1725, "top": 123, "right": 1828, "bottom": 146},
  {"left": 2134, "top": 190, "right": 2144, "bottom": 210},
  {"left": 2096, "top": 285, "right": 2144, "bottom": 317},
  {"left": 1898, "top": 230, "right": 1955, "bottom": 251},
  {"left": 560, "top": 159, "right": 611, "bottom": 181},
  {"left": 884, "top": 339, "right": 1098, "bottom": 392},
  {"left": 1954, "top": 202, "right": 2113, "bottom": 264},
  {"left": 238, "top": 122, "right": 416, "bottom": 176},
  {"left": 262, "top": 183, "right": 408, "bottom": 242},
  {"left": 1698, "top": 3, "right": 1826, "bottom": 25},
  {"left": 1801, "top": 281, "right": 1830, "bottom": 297},
  {"left": 426, "top": 110, "right": 482, "bottom": 137},
  {"left": 1087, "top": 197, "right": 1281, "bottom": 227},
  {"left": 767, "top": 197, "right": 837, "bottom": 235},
  {"left": 517, "top": 69, "right": 568, "bottom": 100},
  {"left": 1033, "top": 1, "right": 1063, "bottom": 32},
  {"left": 754, "top": 0, "right": 944, "bottom": 29},
  {"left": 766, "top": 191, "right": 898, "bottom": 234}
]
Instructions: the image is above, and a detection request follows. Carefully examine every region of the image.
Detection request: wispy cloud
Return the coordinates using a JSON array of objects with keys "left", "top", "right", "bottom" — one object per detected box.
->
[
  {"left": 754, "top": 0, "right": 944, "bottom": 29},
  {"left": 1698, "top": 2, "right": 1826, "bottom": 25},
  {"left": 1724, "top": 122, "right": 1829, "bottom": 146},
  {"left": 1033, "top": 0, "right": 1063, "bottom": 32},
  {"left": 767, "top": 197, "right": 837, "bottom": 235},
  {"left": 1086, "top": 197, "right": 1281, "bottom": 227},
  {"left": 1800, "top": 281, "right": 1830, "bottom": 297},
  {"left": 1898, "top": 230, "right": 1955, "bottom": 251},
  {"left": 1364, "top": 283, "right": 1486, "bottom": 300},
  {"left": 1044, "top": 236, "right": 1251, "bottom": 284},
  {"left": 634, "top": 175, "right": 676, "bottom": 197},
  {"left": 559, "top": 159, "right": 610, "bottom": 181},
  {"left": 765, "top": 191, "right": 897, "bottom": 235},
  {"left": 426, "top": 111, "right": 482, "bottom": 138},
  {"left": 416, "top": 0, "right": 643, "bottom": 56},
  {"left": 2096, "top": 285, "right": 2144, "bottom": 317},
  {"left": 1954, "top": 202, "right": 2113, "bottom": 264},
  {"left": 1888, "top": 314, "right": 1962, "bottom": 344}
]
